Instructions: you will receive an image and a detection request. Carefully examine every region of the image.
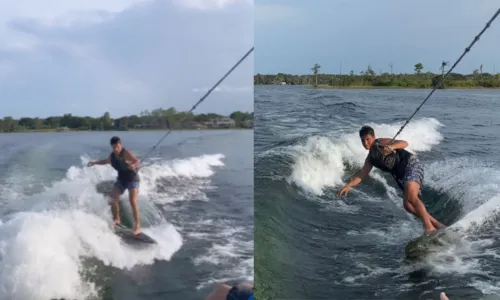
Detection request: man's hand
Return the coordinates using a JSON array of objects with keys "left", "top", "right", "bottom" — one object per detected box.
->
[
  {"left": 382, "top": 145, "right": 394, "bottom": 156},
  {"left": 337, "top": 186, "right": 351, "bottom": 198},
  {"left": 130, "top": 161, "right": 140, "bottom": 169},
  {"left": 87, "top": 158, "right": 110, "bottom": 167}
]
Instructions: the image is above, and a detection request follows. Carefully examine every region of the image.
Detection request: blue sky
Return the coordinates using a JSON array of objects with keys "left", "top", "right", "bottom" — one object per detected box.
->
[
  {"left": 0, "top": 0, "right": 253, "bottom": 118},
  {"left": 255, "top": 0, "right": 500, "bottom": 75}
]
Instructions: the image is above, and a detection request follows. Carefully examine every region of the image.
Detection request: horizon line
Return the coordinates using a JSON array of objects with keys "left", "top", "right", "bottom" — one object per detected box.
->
[{"left": 0, "top": 110, "right": 254, "bottom": 120}]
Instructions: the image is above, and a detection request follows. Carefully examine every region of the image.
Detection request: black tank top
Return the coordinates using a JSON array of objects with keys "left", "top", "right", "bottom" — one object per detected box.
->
[
  {"left": 109, "top": 148, "right": 140, "bottom": 183},
  {"left": 367, "top": 139, "right": 412, "bottom": 179}
]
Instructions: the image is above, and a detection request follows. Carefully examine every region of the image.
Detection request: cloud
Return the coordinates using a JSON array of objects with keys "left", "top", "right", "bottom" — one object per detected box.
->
[
  {"left": 0, "top": 0, "right": 253, "bottom": 119},
  {"left": 0, "top": 0, "right": 149, "bottom": 50}
]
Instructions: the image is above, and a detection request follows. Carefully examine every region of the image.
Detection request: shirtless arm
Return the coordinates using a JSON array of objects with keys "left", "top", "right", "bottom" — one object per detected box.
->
[
  {"left": 338, "top": 157, "right": 373, "bottom": 197},
  {"left": 346, "top": 157, "right": 374, "bottom": 188}
]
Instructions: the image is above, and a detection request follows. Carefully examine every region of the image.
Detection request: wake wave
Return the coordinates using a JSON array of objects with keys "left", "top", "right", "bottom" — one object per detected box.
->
[
  {"left": 0, "top": 153, "right": 225, "bottom": 300},
  {"left": 288, "top": 117, "right": 443, "bottom": 195},
  {"left": 272, "top": 117, "right": 500, "bottom": 292}
]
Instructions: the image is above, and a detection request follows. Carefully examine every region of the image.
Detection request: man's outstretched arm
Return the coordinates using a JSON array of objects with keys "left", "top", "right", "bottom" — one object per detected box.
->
[
  {"left": 347, "top": 157, "right": 373, "bottom": 187},
  {"left": 338, "top": 157, "right": 373, "bottom": 197},
  {"left": 88, "top": 157, "right": 111, "bottom": 166}
]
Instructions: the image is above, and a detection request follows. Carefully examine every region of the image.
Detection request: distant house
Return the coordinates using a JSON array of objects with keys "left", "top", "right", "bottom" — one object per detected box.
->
[
  {"left": 205, "top": 116, "right": 236, "bottom": 128},
  {"left": 242, "top": 119, "right": 253, "bottom": 128},
  {"left": 186, "top": 121, "right": 207, "bottom": 129},
  {"left": 216, "top": 116, "right": 236, "bottom": 128},
  {"left": 133, "top": 120, "right": 160, "bottom": 129}
]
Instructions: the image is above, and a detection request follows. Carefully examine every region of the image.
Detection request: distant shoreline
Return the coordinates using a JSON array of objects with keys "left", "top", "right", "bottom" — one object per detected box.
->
[
  {"left": 255, "top": 84, "right": 500, "bottom": 90},
  {"left": 0, "top": 128, "right": 252, "bottom": 134},
  {"left": 0, "top": 108, "right": 253, "bottom": 134},
  {"left": 313, "top": 84, "right": 500, "bottom": 90},
  {"left": 254, "top": 71, "right": 500, "bottom": 89}
]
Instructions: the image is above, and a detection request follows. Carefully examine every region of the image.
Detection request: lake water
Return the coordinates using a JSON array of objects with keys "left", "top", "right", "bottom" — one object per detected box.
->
[
  {"left": 255, "top": 86, "right": 500, "bottom": 300},
  {"left": 0, "top": 129, "right": 253, "bottom": 300}
]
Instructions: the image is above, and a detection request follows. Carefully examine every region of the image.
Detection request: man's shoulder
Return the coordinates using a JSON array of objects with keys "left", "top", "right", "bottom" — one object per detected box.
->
[{"left": 122, "top": 148, "right": 135, "bottom": 158}]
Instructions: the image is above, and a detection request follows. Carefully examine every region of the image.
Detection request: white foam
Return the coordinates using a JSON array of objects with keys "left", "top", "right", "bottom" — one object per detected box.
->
[
  {"left": 0, "top": 153, "right": 226, "bottom": 300},
  {"left": 288, "top": 135, "right": 346, "bottom": 195},
  {"left": 405, "top": 159, "right": 500, "bottom": 285},
  {"left": 193, "top": 222, "right": 253, "bottom": 289},
  {"left": 456, "top": 195, "right": 500, "bottom": 230},
  {"left": 288, "top": 117, "right": 443, "bottom": 196},
  {"left": 139, "top": 154, "right": 225, "bottom": 204},
  {"left": 282, "top": 116, "right": 500, "bottom": 295},
  {"left": 425, "top": 158, "right": 500, "bottom": 221}
]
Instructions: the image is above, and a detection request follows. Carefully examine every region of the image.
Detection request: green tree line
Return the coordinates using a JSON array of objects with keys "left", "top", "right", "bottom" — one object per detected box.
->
[
  {"left": 255, "top": 62, "right": 500, "bottom": 89},
  {"left": 0, "top": 108, "right": 253, "bottom": 133}
]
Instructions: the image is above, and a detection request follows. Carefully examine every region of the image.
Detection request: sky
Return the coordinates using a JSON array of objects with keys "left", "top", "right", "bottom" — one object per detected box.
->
[
  {"left": 255, "top": 0, "right": 500, "bottom": 75},
  {"left": 0, "top": 0, "right": 253, "bottom": 118}
]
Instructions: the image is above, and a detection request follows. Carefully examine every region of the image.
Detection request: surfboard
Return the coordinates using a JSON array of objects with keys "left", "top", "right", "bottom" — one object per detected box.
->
[
  {"left": 114, "top": 224, "right": 157, "bottom": 244},
  {"left": 404, "top": 227, "right": 461, "bottom": 259}
]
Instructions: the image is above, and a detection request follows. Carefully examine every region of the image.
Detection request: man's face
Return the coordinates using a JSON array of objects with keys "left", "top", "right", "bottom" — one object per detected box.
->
[
  {"left": 360, "top": 134, "right": 375, "bottom": 150},
  {"left": 111, "top": 142, "right": 122, "bottom": 154}
]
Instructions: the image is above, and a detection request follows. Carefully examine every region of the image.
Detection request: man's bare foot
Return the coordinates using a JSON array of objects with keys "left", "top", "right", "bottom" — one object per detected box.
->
[
  {"left": 440, "top": 292, "right": 449, "bottom": 300},
  {"left": 436, "top": 223, "right": 446, "bottom": 229},
  {"left": 113, "top": 219, "right": 121, "bottom": 226},
  {"left": 132, "top": 227, "right": 141, "bottom": 236},
  {"left": 431, "top": 218, "right": 445, "bottom": 229},
  {"left": 424, "top": 225, "right": 437, "bottom": 234}
]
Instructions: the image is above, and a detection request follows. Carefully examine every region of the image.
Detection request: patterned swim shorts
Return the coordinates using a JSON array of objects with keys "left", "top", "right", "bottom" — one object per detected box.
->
[
  {"left": 394, "top": 156, "right": 424, "bottom": 195},
  {"left": 402, "top": 156, "right": 424, "bottom": 187}
]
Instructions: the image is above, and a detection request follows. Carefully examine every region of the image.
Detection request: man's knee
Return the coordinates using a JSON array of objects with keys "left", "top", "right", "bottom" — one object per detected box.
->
[
  {"left": 403, "top": 200, "right": 413, "bottom": 212},
  {"left": 205, "top": 284, "right": 231, "bottom": 300},
  {"left": 109, "top": 187, "right": 122, "bottom": 201},
  {"left": 206, "top": 283, "right": 253, "bottom": 300},
  {"left": 405, "top": 194, "right": 421, "bottom": 207},
  {"left": 404, "top": 180, "right": 420, "bottom": 196},
  {"left": 128, "top": 188, "right": 138, "bottom": 199}
]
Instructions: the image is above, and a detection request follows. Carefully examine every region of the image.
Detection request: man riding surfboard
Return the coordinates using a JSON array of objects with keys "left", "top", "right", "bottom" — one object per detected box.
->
[
  {"left": 337, "top": 126, "right": 444, "bottom": 233},
  {"left": 87, "top": 136, "right": 142, "bottom": 235}
]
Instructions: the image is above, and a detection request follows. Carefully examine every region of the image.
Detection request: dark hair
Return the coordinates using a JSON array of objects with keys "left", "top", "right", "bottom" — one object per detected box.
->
[
  {"left": 359, "top": 126, "right": 375, "bottom": 138},
  {"left": 110, "top": 136, "right": 121, "bottom": 145}
]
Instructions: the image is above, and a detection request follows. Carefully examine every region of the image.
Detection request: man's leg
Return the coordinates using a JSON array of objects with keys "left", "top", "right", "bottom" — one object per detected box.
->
[
  {"left": 401, "top": 157, "right": 441, "bottom": 232},
  {"left": 403, "top": 201, "right": 445, "bottom": 229},
  {"left": 404, "top": 181, "right": 436, "bottom": 233},
  {"left": 206, "top": 284, "right": 231, "bottom": 300},
  {"left": 110, "top": 183, "right": 124, "bottom": 225},
  {"left": 205, "top": 283, "right": 253, "bottom": 300},
  {"left": 128, "top": 181, "right": 140, "bottom": 235}
]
